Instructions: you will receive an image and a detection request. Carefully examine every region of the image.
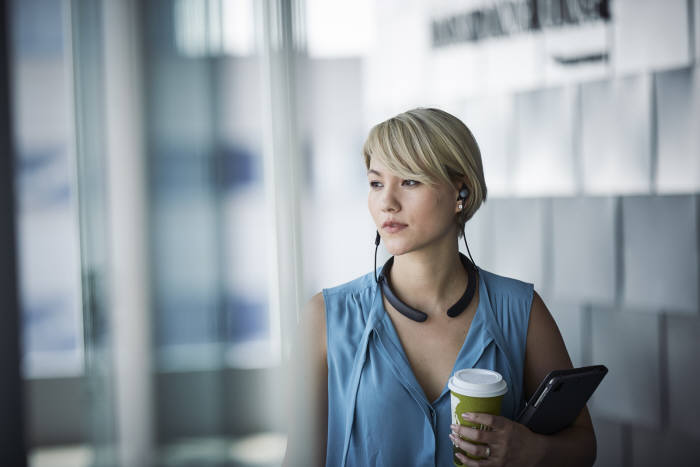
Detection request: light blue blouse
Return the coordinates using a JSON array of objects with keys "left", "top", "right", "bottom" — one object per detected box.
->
[{"left": 322, "top": 265, "right": 534, "bottom": 466}]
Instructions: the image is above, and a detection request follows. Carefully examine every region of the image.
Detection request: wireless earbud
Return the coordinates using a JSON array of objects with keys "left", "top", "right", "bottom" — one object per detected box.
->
[
  {"left": 457, "top": 185, "right": 469, "bottom": 212},
  {"left": 458, "top": 184, "right": 469, "bottom": 200}
]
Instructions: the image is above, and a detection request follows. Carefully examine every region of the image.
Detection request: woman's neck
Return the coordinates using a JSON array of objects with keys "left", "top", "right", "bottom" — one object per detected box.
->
[{"left": 389, "top": 236, "right": 469, "bottom": 319}]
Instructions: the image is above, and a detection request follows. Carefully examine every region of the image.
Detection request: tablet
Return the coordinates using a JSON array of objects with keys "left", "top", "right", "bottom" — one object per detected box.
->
[{"left": 516, "top": 365, "right": 608, "bottom": 435}]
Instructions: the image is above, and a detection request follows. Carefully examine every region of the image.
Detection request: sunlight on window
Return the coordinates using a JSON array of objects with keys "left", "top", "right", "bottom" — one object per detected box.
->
[
  {"left": 174, "top": 0, "right": 255, "bottom": 57},
  {"left": 305, "top": 0, "right": 374, "bottom": 57}
]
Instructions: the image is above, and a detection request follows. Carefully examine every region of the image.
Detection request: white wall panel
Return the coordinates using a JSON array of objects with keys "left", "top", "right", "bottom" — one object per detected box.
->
[
  {"left": 512, "top": 86, "right": 577, "bottom": 196},
  {"left": 459, "top": 95, "right": 515, "bottom": 197},
  {"left": 655, "top": 66, "right": 700, "bottom": 193},
  {"left": 631, "top": 426, "right": 700, "bottom": 464},
  {"left": 622, "top": 195, "right": 699, "bottom": 312},
  {"left": 547, "top": 300, "right": 584, "bottom": 367},
  {"left": 591, "top": 416, "right": 626, "bottom": 467},
  {"left": 667, "top": 315, "right": 700, "bottom": 439},
  {"left": 428, "top": 37, "right": 545, "bottom": 102},
  {"left": 481, "top": 198, "right": 546, "bottom": 289},
  {"left": 590, "top": 308, "right": 661, "bottom": 426},
  {"left": 543, "top": 21, "right": 611, "bottom": 85},
  {"left": 462, "top": 197, "right": 494, "bottom": 274},
  {"left": 613, "top": 0, "right": 692, "bottom": 74},
  {"left": 580, "top": 75, "right": 652, "bottom": 194},
  {"left": 551, "top": 197, "right": 616, "bottom": 303},
  {"left": 478, "top": 35, "right": 545, "bottom": 95}
]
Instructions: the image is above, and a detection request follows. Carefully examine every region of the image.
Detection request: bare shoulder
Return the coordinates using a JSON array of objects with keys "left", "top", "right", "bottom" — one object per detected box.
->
[
  {"left": 289, "top": 292, "right": 328, "bottom": 376},
  {"left": 308, "top": 291, "right": 326, "bottom": 318},
  {"left": 527, "top": 291, "right": 560, "bottom": 341},
  {"left": 302, "top": 292, "right": 327, "bottom": 361},
  {"left": 283, "top": 292, "right": 329, "bottom": 466}
]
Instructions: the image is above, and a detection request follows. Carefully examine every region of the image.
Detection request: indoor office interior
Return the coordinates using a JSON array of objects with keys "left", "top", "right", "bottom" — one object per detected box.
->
[{"left": 1, "top": 0, "right": 699, "bottom": 466}]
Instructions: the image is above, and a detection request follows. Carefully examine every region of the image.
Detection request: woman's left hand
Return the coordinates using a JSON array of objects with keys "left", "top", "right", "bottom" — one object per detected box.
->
[{"left": 449, "top": 412, "right": 543, "bottom": 467}]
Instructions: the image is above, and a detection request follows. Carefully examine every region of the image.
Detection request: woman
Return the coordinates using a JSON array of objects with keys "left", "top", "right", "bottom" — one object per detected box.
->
[{"left": 284, "top": 108, "right": 596, "bottom": 466}]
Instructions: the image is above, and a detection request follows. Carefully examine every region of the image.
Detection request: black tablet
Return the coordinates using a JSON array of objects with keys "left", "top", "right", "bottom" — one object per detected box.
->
[{"left": 516, "top": 365, "right": 608, "bottom": 435}]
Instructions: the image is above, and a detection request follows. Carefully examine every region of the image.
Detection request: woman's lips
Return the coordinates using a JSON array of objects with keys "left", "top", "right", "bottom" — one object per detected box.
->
[{"left": 382, "top": 222, "right": 407, "bottom": 234}]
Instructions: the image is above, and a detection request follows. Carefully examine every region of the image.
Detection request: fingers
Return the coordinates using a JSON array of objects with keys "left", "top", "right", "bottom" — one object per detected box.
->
[
  {"left": 454, "top": 451, "right": 491, "bottom": 467},
  {"left": 451, "top": 423, "right": 497, "bottom": 444},
  {"left": 450, "top": 413, "right": 510, "bottom": 465},
  {"left": 449, "top": 433, "right": 492, "bottom": 460},
  {"left": 462, "top": 412, "right": 503, "bottom": 429}
]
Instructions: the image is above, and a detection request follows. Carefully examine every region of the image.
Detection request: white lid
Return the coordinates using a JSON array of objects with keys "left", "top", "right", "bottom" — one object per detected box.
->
[{"left": 448, "top": 369, "right": 508, "bottom": 397}]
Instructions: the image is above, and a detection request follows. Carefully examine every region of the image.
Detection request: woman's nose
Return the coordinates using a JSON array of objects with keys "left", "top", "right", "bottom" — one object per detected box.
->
[{"left": 380, "top": 186, "right": 400, "bottom": 212}]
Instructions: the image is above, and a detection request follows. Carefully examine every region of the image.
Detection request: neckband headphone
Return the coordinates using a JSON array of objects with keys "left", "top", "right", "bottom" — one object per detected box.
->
[{"left": 373, "top": 184, "right": 478, "bottom": 322}]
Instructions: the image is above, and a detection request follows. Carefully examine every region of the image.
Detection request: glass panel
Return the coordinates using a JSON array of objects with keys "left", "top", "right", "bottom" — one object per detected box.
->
[
  {"left": 71, "top": 0, "right": 119, "bottom": 463},
  {"left": 146, "top": 0, "right": 275, "bottom": 369},
  {"left": 13, "top": 0, "right": 118, "bottom": 465},
  {"left": 145, "top": 1, "right": 289, "bottom": 463},
  {"left": 12, "top": 0, "right": 83, "bottom": 379}
]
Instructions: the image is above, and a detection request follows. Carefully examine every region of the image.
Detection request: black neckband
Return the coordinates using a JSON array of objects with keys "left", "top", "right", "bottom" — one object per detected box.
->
[{"left": 377, "top": 253, "right": 477, "bottom": 322}]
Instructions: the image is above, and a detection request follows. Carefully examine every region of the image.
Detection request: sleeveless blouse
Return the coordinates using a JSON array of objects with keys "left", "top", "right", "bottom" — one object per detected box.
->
[{"left": 322, "top": 265, "right": 534, "bottom": 466}]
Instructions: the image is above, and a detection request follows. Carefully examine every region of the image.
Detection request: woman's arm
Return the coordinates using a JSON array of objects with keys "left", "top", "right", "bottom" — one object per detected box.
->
[
  {"left": 449, "top": 291, "right": 596, "bottom": 466},
  {"left": 282, "top": 292, "right": 328, "bottom": 467},
  {"left": 520, "top": 291, "right": 596, "bottom": 466}
]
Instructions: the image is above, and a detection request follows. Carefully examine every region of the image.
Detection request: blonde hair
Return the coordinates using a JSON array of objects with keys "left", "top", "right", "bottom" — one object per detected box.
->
[{"left": 362, "top": 108, "right": 487, "bottom": 232}]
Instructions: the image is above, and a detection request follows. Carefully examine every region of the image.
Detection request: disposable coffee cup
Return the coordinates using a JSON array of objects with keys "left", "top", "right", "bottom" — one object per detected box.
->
[{"left": 448, "top": 369, "right": 508, "bottom": 466}]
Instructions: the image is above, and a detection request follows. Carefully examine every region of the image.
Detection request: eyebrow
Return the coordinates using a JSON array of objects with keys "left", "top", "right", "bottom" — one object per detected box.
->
[{"left": 367, "top": 169, "right": 382, "bottom": 177}]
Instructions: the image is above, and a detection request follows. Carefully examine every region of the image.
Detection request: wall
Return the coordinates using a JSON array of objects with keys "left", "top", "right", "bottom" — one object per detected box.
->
[{"left": 305, "top": 1, "right": 700, "bottom": 465}]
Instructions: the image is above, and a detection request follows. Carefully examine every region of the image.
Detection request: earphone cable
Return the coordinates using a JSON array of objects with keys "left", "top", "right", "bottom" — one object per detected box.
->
[
  {"left": 374, "top": 231, "right": 380, "bottom": 283},
  {"left": 462, "top": 226, "right": 477, "bottom": 270}
]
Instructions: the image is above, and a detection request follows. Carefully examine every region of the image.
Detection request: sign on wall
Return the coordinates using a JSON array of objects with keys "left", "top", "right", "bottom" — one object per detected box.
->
[{"left": 431, "top": 0, "right": 610, "bottom": 47}]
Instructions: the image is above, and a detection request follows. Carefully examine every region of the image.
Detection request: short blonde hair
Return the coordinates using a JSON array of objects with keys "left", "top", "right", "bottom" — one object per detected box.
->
[{"left": 362, "top": 108, "right": 487, "bottom": 231}]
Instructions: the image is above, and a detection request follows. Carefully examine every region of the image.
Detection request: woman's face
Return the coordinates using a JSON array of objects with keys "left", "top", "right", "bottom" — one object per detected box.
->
[{"left": 367, "top": 158, "right": 460, "bottom": 256}]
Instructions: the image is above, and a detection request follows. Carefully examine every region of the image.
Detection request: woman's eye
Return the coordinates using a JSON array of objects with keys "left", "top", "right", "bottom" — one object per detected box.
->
[
  {"left": 369, "top": 181, "right": 383, "bottom": 188},
  {"left": 403, "top": 179, "right": 419, "bottom": 187}
]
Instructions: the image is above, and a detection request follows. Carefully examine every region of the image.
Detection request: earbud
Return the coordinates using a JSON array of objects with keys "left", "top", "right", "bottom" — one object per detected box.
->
[
  {"left": 458, "top": 184, "right": 469, "bottom": 200},
  {"left": 457, "top": 184, "right": 468, "bottom": 211}
]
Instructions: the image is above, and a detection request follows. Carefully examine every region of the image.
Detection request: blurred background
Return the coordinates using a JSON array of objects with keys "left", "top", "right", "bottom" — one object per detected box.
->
[{"left": 1, "top": 0, "right": 698, "bottom": 466}]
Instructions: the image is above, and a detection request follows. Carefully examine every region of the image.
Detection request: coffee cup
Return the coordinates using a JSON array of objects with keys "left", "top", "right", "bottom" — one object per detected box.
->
[{"left": 448, "top": 368, "right": 508, "bottom": 466}]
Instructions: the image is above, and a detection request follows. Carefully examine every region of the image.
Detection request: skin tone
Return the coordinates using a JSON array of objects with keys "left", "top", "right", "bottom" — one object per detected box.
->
[
  {"left": 283, "top": 159, "right": 596, "bottom": 467},
  {"left": 367, "top": 159, "right": 467, "bottom": 316}
]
